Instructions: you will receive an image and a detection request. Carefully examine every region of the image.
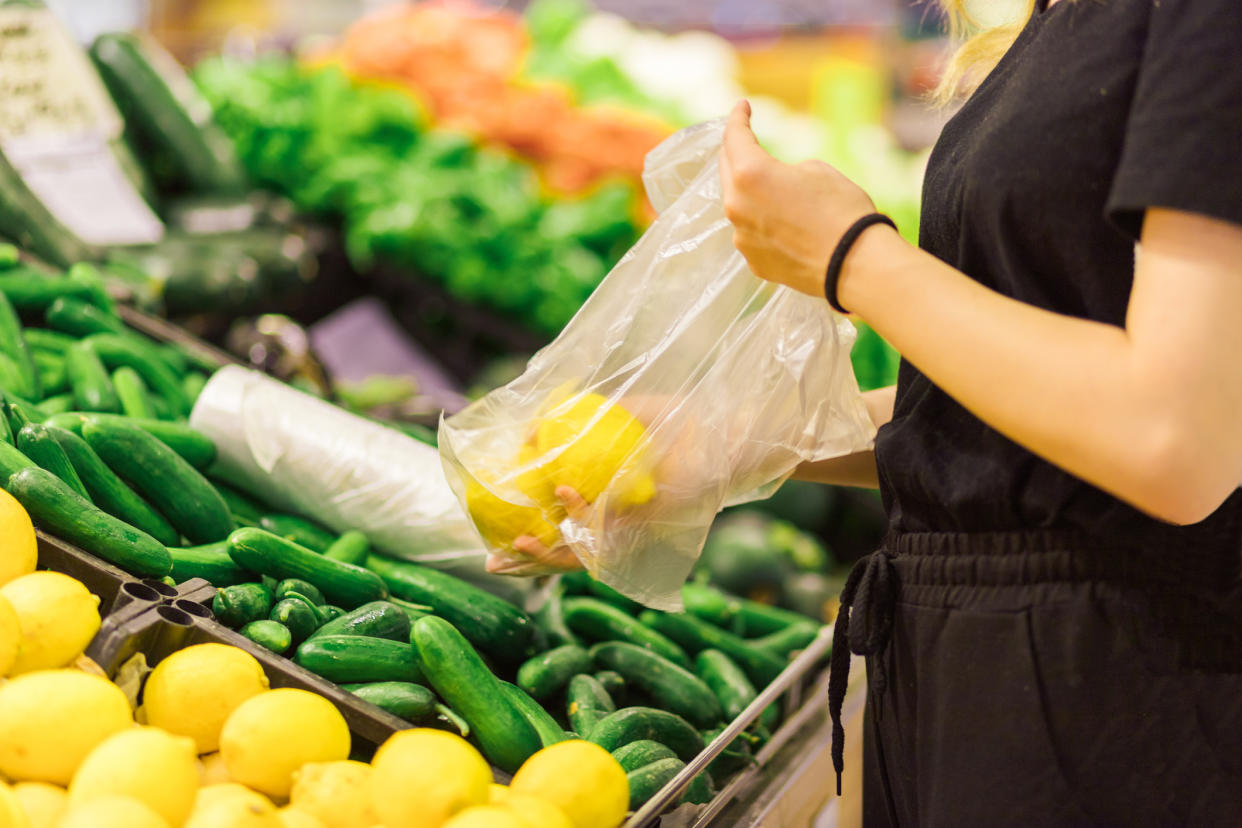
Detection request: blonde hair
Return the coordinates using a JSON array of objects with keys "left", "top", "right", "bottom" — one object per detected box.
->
[{"left": 934, "top": 0, "right": 1038, "bottom": 104}]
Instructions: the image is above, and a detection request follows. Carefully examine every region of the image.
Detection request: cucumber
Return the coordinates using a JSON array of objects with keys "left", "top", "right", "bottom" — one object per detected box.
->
[
  {"left": 695, "top": 649, "right": 757, "bottom": 721},
  {"left": 82, "top": 335, "right": 191, "bottom": 416},
  {"left": 639, "top": 612, "right": 786, "bottom": 687},
  {"left": 3, "top": 466, "right": 172, "bottom": 577},
  {"left": 323, "top": 530, "right": 369, "bottom": 565},
  {"left": 590, "top": 642, "right": 723, "bottom": 728},
  {"left": 45, "top": 296, "right": 127, "bottom": 338},
  {"left": 212, "top": 582, "right": 273, "bottom": 628},
  {"left": 169, "top": 542, "right": 254, "bottom": 586},
  {"left": 626, "top": 757, "right": 685, "bottom": 811},
  {"left": 516, "top": 645, "right": 591, "bottom": 701},
  {"left": 258, "top": 514, "right": 334, "bottom": 553},
  {"left": 566, "top": 673, "right": 615, "bottom": 737},
  {"left": 23, "top": 329, "right": 77, "bottom": 355},
  {"left": 47, "top": 412, "right": 217, "bottom": 469},
  {"left": 182, "top": 371, "right": 208, "bottom": 404},
  {"left": 0, "top": 290, "right": 38, "bottom": 399},
  {"left": 595, "top": 670, "right": 627, "bottom": 704},
  {"left": 111, "top": 367, "right": 155, "bottom": 419},
  {"left": 412, "top": 615, "right": 541, "bottom": 773},
  {"left": 0, "top": 439, "right": 33, "bottom": 482},
  {"left": 0, "top": 401, "right": 10, "bottom": 445},
  {"left": 389, "top": 597, "right": 434, "bottom": 626},
  {"left": 33, "top": 353, "right": 68, "bottom": 396},
  {"left": 561, "top": 571, "right": 643, "bottom": 613},
  {"left": 16, "top": 423, "right": 90, "bottom": 500},
  {"left": 211, "top": 480, "right": 265, "bottom": 526},
  {"left": 274, "top": 578, "right": 325, "bottom": 606},
  {"left": 47, "top": 425, "right": 180, "bottom": 546},
  {"left": 317, "top": 605, "right": 345, "bottom": 624},
  {"left": 66, "top": 342, "right": 120, "bottom": 413},
  {"left": 563, "top": 598, "right": 690, "bottom": 668},
  {"left": 341, "top": 682, "right": 436, "bottom": 721},
  {"left": 680, "top": 582, "right": 740, "bottom": 628},
  {"left": 309, "top": 600, "right": 411, "bottom": 642},
  {"left": 534, "top": 586, "right": 579, "bottom": 648},
  {"left": 83, "top": 418, "right": 234, "bottom": 543},
  {"left": 749, "top": 622, "right": 820, "bottom": 657},
  {"left": 0, "top": 244, "right": 17, "bottom": 268},
  {"left": 240, "top": 619, "right": 292, "bottom": 654},
  {"left": 499, "top": 680, "right": 569, "bottom": 747},
  {"left": 270, "top": 597, "right": 320, "bottom": 644},
  {"left": 611, "top": 740, "right": 677, "bottom": 773},
  {"left": 0, "top": 145, "right": 96, "bottom": 265},
  {"left": 0, "top": 272, "right": 101, "bottom": 313},
  {"left": 683, "top": 769, "right": 716, "bottom": 805},
  {"left": 588, "top": 707, "right": 705, "bottom": 761},
  {"left": 702, "top": 726, "right": 756, "bottom": 781},
  {"left": 36, "top": 393, "right": 73, "bottom": 415},
  {"left": 367, "top": 555, "right": 536, "bottom": 663},
  {"left": 229, "top": 528, "right": 388, "bottom": 609},
  {"left": 295, "top": 635, "right": 422, "bottom": 684}
]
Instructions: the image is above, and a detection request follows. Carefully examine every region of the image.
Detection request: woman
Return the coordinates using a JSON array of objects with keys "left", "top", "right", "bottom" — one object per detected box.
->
[{"left": 721, "top": 0, "right": 1242, "bottom": 823}]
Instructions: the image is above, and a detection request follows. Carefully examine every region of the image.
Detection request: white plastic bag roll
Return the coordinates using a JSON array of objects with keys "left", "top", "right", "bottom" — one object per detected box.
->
[{"left": 190, "top": 366, "right": 486, "bottom": 567}]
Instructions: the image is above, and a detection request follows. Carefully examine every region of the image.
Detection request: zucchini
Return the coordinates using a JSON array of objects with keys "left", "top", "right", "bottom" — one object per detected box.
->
[
  {"left": 566, "top": 673, "right": 615, "bottom": 737},
  {"left": 111, "top": 366, "right": 155, "bottom": 419},
  {"left": 83, "top": 418, "right": 234, "bottom": 543},
  {"left": 47, "top": 412, "right": 218, "bottom": 469},
  {"left": 0, "top": 290, "right": 38, "bottom": 399},
  {"left": 412, "top": 615, "right": 541, "bottom": 773},
  {"left": 590, "top": 642, "right": 723, "bottom": 728},
  {"left": 367, "top": 555, "right": 536, "bottom": 663},
  {"left": 169, "top": 542, "right": 254, "bottom": 586},
  {"left": 16, "top": 423, "right": 90, "bottom": 500},
  {"left": 240, "top": 619, "right": 291, "bottom": 654},
  {"left": 695, "top": 649, "right": 757, "bottom": 721},
  {"left": 563, "top": 598, "right": 689, "bottom": 668},
  {"left": 274, "top": 578, "right": 325, "bottom": 606},
  {"left": 323, "top": 530, "right": 369, "bottom": 565},
  {"left": 228, "top": 527, "right": 388, "bottom": 609},
  {"left": 749, "top": 622, "right": 820, "bottom": 657},
  {"left": 341, "top": 682, "right": 436, "bottom": 721},
  {"left": 626, "top": 757, "right": 685, "bottom": 811},
  {"left": 610, "top": 740, "right": 677, "bottom": 773},
  {"left": 516, "top": 645, "right": 591, "bottom": 701},
  {"left": 66, "top": 342, "right": 120, "bottom": 413},
  {"left": 270, "top": 597, "right": 319, "bottom": 644},
  {"left": 295, "top": 635, "right": 422, "bottom": 684},
  {"left": 81, "top": 334, "right": 190, "bottom": 416},
  {"left": 212, "top": 582, "right": 273, "bottom": 628},
  {"left": 588, "top": 707, "right": 704, "bottom": 761},
  {"left": 534, "top": 586, "right": 579, "bottom": 648},
  {"left": 595, "top": 670, "right": 627, "bottom": 704},
  {"left": 639, "top": 612, "right": 786, "bottom": 687},
  {"left": 499, "top": 680, "right": 569, "bottom": 747},
  {"left": 3, "top": 465, "right": 171, "bottom": 577},
  {"left": 308, "top": 600, "right": 411, "bottom": 642},
  {"left": 258, "top": 514, "right": 334, "bottom": 553},
  {"left": 47, "top": 425, "right": 180, "bottom": 546},
  {"left": 45, "top": 296, "right": 127, "bottom": 338}
]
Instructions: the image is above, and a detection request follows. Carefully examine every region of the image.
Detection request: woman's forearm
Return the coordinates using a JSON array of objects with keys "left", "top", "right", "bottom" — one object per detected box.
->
[{"left": 792, "top": 385, "right": 895, "bottom": 488}]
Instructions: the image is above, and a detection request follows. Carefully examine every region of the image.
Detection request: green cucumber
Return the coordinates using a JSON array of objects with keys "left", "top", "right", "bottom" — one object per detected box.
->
[
  {"left": 412, "top": 615, "right": 541, "bottom": 773},
  {"left": 611, "top": 740, "right": 677, "bottom": 773},
  {"left": 702, "top": 726, "right": 756, "bottom": 781},
  {"left": 16, "top": 423, "right": 90, "bottom": 500},
  {"left": 0, "top": 244, "right": 17, "bottom": 269},
  {"left": 323, "top": 530, "right": 369, "bottom": 565},
  {"left": 683, "top": 769, "right": 716, "bottom": 805},
  {"left": 639, "top": 612, "right": 786, "bottom": 687},
  {"left": 258, "top": 514, "right": 334, "bottom": 553},
  {"left": 295, "top": 635, "right": 422, "bottom": 684},
  {"left": 588, "top": 707, "right": 705, "bottom": 761},
  {"left": 309, "top": 600, "right": 411, "bottom": 642},
  {"left": 595, "top": 670, "right": 626, "bottom": 703},
  {"left": 169, "top": 542, "right": 254, "bottom": 586},
  {"left": 0, "top": 439, "right": 33, "bottom": 482},
  {"left": 695, "top": 649, "right": 758, "bottom": 721},
  {"left": 367, "top": 555, "right": 536, "bottom": 663},
  {"left": 0, "top": 290, "right": 38, "bottom": 399},
  {"left": 240, "top": 619, "right": 291, "bottom": 654},
  {"left": 212, "top": 582, "right": 273, "bottom": 628},
  {"left": 749, "top": 622, "right": 821, "bottom": 657},
  {"left": 590, "top": 642, "right": 723, "bottom": 728},
  {"left": 566, "top": 673, "right": 615, "bottom": 737},
  {"left": 24, "top": 329, "right": 76, "bottom": 356},
  {"left": 516, "top": 645, "right": 591, "bottom": 701},
  {"left": 47, "top": 412, "right": 217, "bottom": 469},
  {"left": 44, "top": 296, "right": 127, "bottom": 338},
  {"left": 561, "top": 571, "right": 643, "bottom": 613},
  {"left": 66, "top": 342, "right": 120, "bottom": 413},
  {"left": 499, "top": 681, "right": 569, "bottom": 747},
  {"left": 3, "top": 466, "right": 171, "bottom": 577},
  {"left": 389, "top": 597, "right": 434, "bottom": 626},
  {"left": 83, "top": 418, "right": 233, "bottom": 543},
  {"left": 0, "top": 404, "right": 12, "bottom": 445},
  {"left": 534, "top": 586, "right": 579, "bottom": 648},
  {"left": 228, "top": 528, "right": 388, "bottom": 609},
  {"left": 47, "top": 425, "right": 180, "bottom": 546},
  {"left": 274, "top": 578, "right": 325, "bottom": 606},
  {"left": 36, "top": 393, "right": 74, "bottom": 415},
  {"left": 341, "top": 682, "right": 436, "bottom": 721},
  {"left": 680, "top": 582, "right": 740, "bottom": 628},
  {"left": 82, "top": 335, "right": 191, "bottom": 416},
  {"left": 270, "top": 597, "right": 320, "bottom": 644},
  {"left": 182, "top": 371, "right": 208, "bottom": 404},
  {"left": 211, "top": 480, "right": 265, "bottom": 526},
  {"left": 0, "top": 272, "right": 100, "bottom": 313},
  {"left": 111, "top": 366, "right": 154, "bottom": 419},
  {"left": 626, "top": 757, "right": 685, "bottom": 811},
  {"left": 563, "top": 598, "right": 689, "bottom": 668},
  {"left": 317, "top": 605, "right": 345, "bottom": 624},
  {"left": 33, "top": 353, "right": 68, "bottom": 396},
  {"left": 731, "top": 596, "right": 813, "bottom": 637}
]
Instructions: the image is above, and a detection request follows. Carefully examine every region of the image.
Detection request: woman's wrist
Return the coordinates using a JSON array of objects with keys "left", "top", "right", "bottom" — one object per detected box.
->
[{"left": 835, "top": 223, "right": 910, "bottom": 317}]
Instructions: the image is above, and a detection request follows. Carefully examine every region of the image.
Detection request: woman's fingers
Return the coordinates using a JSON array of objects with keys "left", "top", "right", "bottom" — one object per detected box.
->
[
  {"left": 511, "top": 534, "right": 584, "bottom": 571},
  {"left": 555, "top": 486, "right": 591, "bottom": 522}
]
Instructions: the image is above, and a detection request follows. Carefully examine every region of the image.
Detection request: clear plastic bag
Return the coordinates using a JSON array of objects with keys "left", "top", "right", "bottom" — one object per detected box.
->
[{"left": 438, "top": 119, "right": 875, "bottom": 610}]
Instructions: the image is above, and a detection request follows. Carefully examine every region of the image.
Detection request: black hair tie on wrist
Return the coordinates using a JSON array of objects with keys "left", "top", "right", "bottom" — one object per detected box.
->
[{"left": 824, "top": 213, "right": 897, "bottom": 314}]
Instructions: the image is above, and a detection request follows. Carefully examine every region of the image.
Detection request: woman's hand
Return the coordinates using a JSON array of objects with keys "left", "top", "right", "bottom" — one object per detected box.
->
[
  {"left": 487, "top": 486, "right": 590, "bottom": 575},
  {"left": 719, "top": 100, "right": 882, "bottom": 300}
]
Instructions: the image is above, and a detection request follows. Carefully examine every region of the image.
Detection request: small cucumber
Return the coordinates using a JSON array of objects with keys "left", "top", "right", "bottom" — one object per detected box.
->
[
  {"left": 702, "top": 726, "right": 756, "bottom": 781},
  {"left": 611, "top": 740, "right": 677, "bottom": 773},
  {"left": 82, "top": 334, "right": 190, "bottom": 416},
  {"left": 66, "top": 342, "right": 120, "bottom": 413},
  {"left": 534, "top": 586, "right": 579, "bottom": 648},
  {"left": 680, "top": 582, "right": 741, "bottom": 628},
  {"left": 684, "top": 768, "right": 716, "bottom": 804},
  {"left": 590, "top": 642, "right": 723, "bottom": 728},
  {"left": 516, "top": 645, "right": 591, "bottom": 701},
  {"left": 309, "top": 600, "right": 411, "bottom": 642},
  {"left": 749, "top": 621, "right": 821, "bottom": 657},
  {"left": 595, "top": 670, "right": 627, "bottom": 704},
  {"left": 695, "top": 649, "right": 758, "bottom": 721},
  {"left": 412, "top": 615, "right": 541, "bottom": 773},
  {"left": 626, "top": 757, "right": 685, "bottom": 811},
  {"left": 731, "top": 597, "right": 814, "bottom": 637},
  {"left": 240, "top": 619, "right": 292, "bottom": 654},
  {"left": 16, "top": 423, "right": 90, "bottom": 500},
  {"left": 228, "top": 528, "right": 388, "bottom": 609},
  {"left": 295, "top": 635, "right": 422, "bottom": 684},
  {"left": 212, "top": 582, "right": 273, "bottom": 628},
  {"left": 0, "top": 402, "right": 10, "bottom": 444},
  {"left": 274, "top": 578, "right": 325, "bottom": 606},
  {"left": 270, "top": 597, "right": 320, "bottom": 644},
  {"left": 210, "top": 479, "right": 265, "bottom": 526},
  {"left": 83, "top": 418, "right": 234, "bottom": 543},
  {"left": 389, "top": 597, "right": 434, "bottom": 626},
  {"left": 182, "top": 371, "right": 208, "bottom": 404},
  {"left": 258, "top": 514, "right": 335, "bottom": 553},
  {"left": 47, "top": 412, "right": 217, "bottom": 469},
  {"left": 111, "top": 366, "right": 155, "bottom": 419},
  {"left": 169, "top": 542, "right": 255, "bottom": 586},
  {"left": 23, "top": 328, "right": 77, "bottom": 355},
  {"left": 0, "top": 290, "right": 38, "bottom": 399},
  {"left": 323, "top": 530, "right": 369, "bottom": 565},
  {"left": 0, "top": 439, "right": 33, "bottom": 481},
  {"left": 3, "top": 465, "right": 171, "bottom": 577},
  {"left": 564, "top": 598, "right": 690, "bottom": 668},
  {"left": 38, "top": 390, "right": 73, "bottom": 413},
  {"left": 589, "top": 707, "right": 705, "bottom": 761},
  {"left": 44, "top": 296, "right": 127, "bottom": 338},
  {"left": 341, "top": 682, "right": 436, "bottom": 721},
  {"left": 318, "top": 605, "right": 345, "bottom": 624},
  {"left": 499, "top": 680, "right": 569, "bottom": 747},
  {"left": 0, "top": 273, "right": 101, "bottom": 312},
  {"left": 639, "top": 611, "right": 786, "bottom": 687},
  {"left": 566, "top": 673, "right": 615, "bottom": 737},
  {"left": 32, "top": 351, "right": 68, "bottom": 395}
]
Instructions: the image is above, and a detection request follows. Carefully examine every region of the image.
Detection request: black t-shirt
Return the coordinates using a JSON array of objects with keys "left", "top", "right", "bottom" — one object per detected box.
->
[{"left": 875, "top": 0, "right": 1242, "bottom": 559}]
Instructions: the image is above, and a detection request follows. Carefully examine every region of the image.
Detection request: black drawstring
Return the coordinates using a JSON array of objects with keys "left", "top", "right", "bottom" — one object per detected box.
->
[{"left": 828, "top": 548, "right": 897, "bottom": 795}]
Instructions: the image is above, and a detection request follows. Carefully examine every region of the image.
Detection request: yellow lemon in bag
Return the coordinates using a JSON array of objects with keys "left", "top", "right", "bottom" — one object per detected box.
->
[{"left": 464, "top": 476, "right": 560, "bottom": 551}]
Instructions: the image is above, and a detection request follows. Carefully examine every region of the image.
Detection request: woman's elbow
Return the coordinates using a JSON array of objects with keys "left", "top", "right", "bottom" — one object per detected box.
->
[{"left": 1127, "top": 423, "right": 1240, "bottom": 526}]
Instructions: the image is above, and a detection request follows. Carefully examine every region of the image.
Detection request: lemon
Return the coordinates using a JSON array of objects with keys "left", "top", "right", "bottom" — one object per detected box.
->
[
  {"left": 370, "top": 729, "right": 490, "bottom": 828},
  {"left": 489, "top": 788, "right": 573, "bottom": 828},
  {"left": 487, "top": 783, "right": 509, "bottom": 803},
  {"left": 464, "top": 477, "right": 560, "bottom": 551},
  {"left": 277, "top": 806, "right": 327, "bottom": 828},
  {"left": 510, "top": 740, "right": 627, "bottom": 828},
  {"left": 442, "top": 806, "right": 528, "bottom": 828},
  {"left": 57, "top": 795, "right": 168, "bottom": 828},
  {"left": 219, "top": 689, "right": 350, "bottom": 798},
  {"left": 69, "top": 726, "right": 199, "bottom": 826},
  {"left": 0, "top": 781, "right": 27, "bottom": 828},
  {"left": 0, "top": 597, "right": 19, "bottom": 678},
  {"left": 193, "top": 783, "right": 273, "bottom": 812},
  {"left": 198, "top": 752, "right": 231, "bottom": 785},
  {"left": 144, "top": 643, "right": 270, "bottom": 753},
  {"left": 11, "top": 782, "right": 65, "bottom": 828},
  {"left": 0, "top": 573, "right": 100, "bottom": 675},
  {"left": 0, "top": 490, "right": 36, "bottom": 587},
  {"left": 533, "top": 393, "right": 656, "bottom": 508},
  {"left": 289, "top": 761, "right": 376, "bottom": 828},
  {"left": 185, "top": 796, "right": 281, "bottom": 828},
  {"left": 0, "top": 669, "right": 131, "bottom": 784}
]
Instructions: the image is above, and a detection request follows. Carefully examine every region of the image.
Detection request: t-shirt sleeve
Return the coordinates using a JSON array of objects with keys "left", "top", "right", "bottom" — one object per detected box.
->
[{"left": 1106, "top": 0, "right": 1242, "bottom": 240}]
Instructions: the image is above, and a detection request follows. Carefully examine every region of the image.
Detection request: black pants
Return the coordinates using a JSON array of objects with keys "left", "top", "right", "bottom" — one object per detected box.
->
[{"left": 858, "top": 531, "right": 1242, "bottom": 827}]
